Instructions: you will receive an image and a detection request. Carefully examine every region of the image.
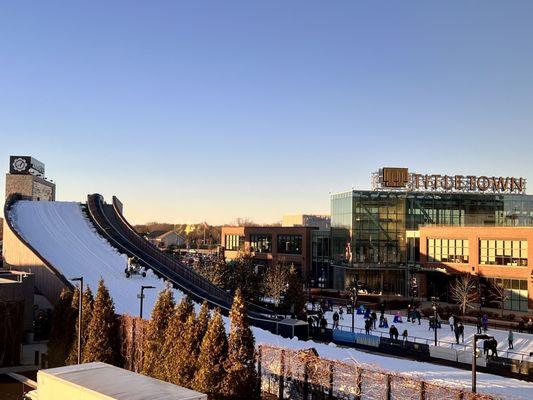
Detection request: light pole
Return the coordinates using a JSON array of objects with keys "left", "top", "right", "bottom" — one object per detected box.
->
[
  {"left": 138, "top": 285, "right": 156, "bottom": 319},
  {"left": 347, "top": 281, "right": 359, "bottom": 333},
  {"left": 431, "top": 296, "right": 439, "bottom": 346},
  {"left": 472, "top": 334, "right": 493, "bottom": 393},
  {"left": 70, "top": 276, "right": 83, "bottom": 365}
]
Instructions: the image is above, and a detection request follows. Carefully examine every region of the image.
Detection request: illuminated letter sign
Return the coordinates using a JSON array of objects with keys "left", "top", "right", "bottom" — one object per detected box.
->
[{"left": 372, "top": 167, "right": 526, "bottom": 194}]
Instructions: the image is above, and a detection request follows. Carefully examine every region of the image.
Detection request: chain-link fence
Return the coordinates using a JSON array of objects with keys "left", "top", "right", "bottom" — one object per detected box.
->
[{"left": 258, "top": 344, "right": 497, "bottom": 400}]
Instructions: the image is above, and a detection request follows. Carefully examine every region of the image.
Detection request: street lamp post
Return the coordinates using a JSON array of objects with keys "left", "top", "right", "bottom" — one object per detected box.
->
[
  {"left": 138, "top": 285, "right": 156, "bottom": 319},
  {"left": 70, "top": 276, "right": 83, "bottom": 365},
  {"left": 472, "top": 334, "right": 493, "bottom": 393},
  {"left": 431, "top": 296, "right": 439, "bottom": 346},
  {"left": 347, "top": 283, "right": 359, "bottom": 333}
]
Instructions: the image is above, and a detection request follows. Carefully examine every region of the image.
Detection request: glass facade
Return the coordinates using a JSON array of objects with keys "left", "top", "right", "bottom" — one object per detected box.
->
[
  {"left": 249, "top": 234, "right": 272, "bottom": 253},
  {"left": 311, "top": 230, "right": 330, "bottom": 287},
  {"left": 277, "top": 235, "right": 302, "bottom": 254},
  {"left": 331, "top": 190, "right": 533, "bottom": 266},
  {"left": 225, "top": 234, "right": 244, "bottom": 251},
  {"left": 427, "top": 238, "right": 469, "bottom": 263},
  {"left": 484, "top": 277, "right": 528, "bottom": 312},
  {"left": 479, "top": 239, "right": 528, "bottom": 266}
]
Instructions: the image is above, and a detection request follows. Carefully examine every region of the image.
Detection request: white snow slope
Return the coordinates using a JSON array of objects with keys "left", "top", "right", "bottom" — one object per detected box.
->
[{"left": 9, "top": 201, "right": 533, "bottom": 399}]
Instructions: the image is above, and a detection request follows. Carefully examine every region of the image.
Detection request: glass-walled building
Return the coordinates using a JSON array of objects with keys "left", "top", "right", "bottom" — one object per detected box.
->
[{"left": 330, "top": 189, "right": 533, "bottom": 298}]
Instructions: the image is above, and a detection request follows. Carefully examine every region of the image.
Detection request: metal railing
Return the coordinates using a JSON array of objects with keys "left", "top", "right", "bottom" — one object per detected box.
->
[{"left": 330, "top": 322, "right": 533, "bottom": 362}]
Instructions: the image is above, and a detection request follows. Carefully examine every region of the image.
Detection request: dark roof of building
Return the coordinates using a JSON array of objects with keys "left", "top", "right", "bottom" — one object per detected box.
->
[{"left": 145, "top": 230, "right": 167, "bottom": 239}]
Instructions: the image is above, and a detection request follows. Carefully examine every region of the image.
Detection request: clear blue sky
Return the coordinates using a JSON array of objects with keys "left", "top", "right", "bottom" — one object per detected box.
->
[{"left": 1, "top": 1, "right": 533, "bottom": 225}]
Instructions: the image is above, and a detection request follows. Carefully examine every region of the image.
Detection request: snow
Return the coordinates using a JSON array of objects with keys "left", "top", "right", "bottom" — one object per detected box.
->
[
  {"left": 9, "top": 201, "right": 533, "bottom": 399},
  {"left": 320, "top": 306, "right": 533, "bottom": 360},
  {"left": 9, "top": 201, "right": 185, "bottom": 315}
]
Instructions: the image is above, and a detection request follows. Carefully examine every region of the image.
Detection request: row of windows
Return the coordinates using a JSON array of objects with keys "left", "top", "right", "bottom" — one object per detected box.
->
[
  {"left": 428, "top": 238, "right": 469, "bottom": 263},
  {"left": 225, "top": 234, "right": 303, "bottom": 255},
  {"left": 250, "top": 234, "right": 272, "bottom": 253},
  {"left": 480, "top": 240, "right": 528, "bottom": 266},
  {"left": 225, "top": 234, "right": 244, "bottom": 251},
  {"left": 427, "top": 238, "right": 528, "bottom": 266}
]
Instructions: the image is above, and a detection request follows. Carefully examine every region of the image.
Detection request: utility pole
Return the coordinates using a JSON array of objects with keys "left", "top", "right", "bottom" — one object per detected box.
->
[{"left": 70, "top": 276, "right": 83, "bottom": 364}]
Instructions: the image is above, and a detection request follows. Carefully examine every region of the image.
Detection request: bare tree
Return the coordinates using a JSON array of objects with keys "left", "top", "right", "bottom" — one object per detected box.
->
[
  {"left": 487, "top": 279, "right": 509, "bottom": 318},
  {"left": 263, "top": 260, "right": 290, "bottom": 306},
  {"left": 450, "top": 274, "right": 477, "bottom": 315},
  {"left": 230, "top": 218, "right": 258, "bottom": 227}
]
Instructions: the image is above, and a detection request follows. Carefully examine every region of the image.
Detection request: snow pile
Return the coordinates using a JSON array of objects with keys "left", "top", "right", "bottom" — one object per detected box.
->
[{"left": 9, "top": 201, "right": 533, "bottom": 399}]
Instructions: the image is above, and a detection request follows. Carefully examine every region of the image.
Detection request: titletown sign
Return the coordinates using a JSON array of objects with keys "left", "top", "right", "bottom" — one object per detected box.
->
[{"left": 372, "top": 167, "right": 527, "bottom": 194}]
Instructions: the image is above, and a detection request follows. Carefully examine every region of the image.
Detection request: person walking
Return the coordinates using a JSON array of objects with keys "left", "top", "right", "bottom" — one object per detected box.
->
[
  {"left": 454, "top": 323, "right": 460, "bottom": 344},
  {"left": 526, "top": 318, "right": 533, "bottom": 334},
  {"left": 415, "top": 309, "right": 421, "bottom": 325},
  {"left": 389, "top": 325, "right": 399, "bottom": 341},
  {"left": 482, "top": 314, "right": 489, "bottom": 332},
  {"left": 339, "top": 306, "right": 344, "bottom": 320},
  {"left": 371, "top": 311, "right": 377, "bottom": 329},
  {"left": 402, "top": 329, "right": 408, "bottom": 344},
  {"left": 332, "top": 311, "right": 340, "bottom": 330},
  {"left": 457, "top": 322, "right": 464, "bottom": 343},
  {"left": 476, "top": 318, "right": 482, "bottom": 334},
  {"left": 508, "top": 329, "right": 514, "bottom": 349},
  {"left": 449, "top": 315, "right": 455, "bottom": 332},
  {"left": 365, "top": 318, "right": 372, "bottom": 335}
]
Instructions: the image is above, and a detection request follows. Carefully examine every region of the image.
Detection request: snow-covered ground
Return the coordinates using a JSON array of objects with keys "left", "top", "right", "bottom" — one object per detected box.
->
[
  {"left": 320, "top": 306, "right": 533, "bottom": 359},
  {"left": 9, "top": 201, "right": 533, "bottom": 399}
]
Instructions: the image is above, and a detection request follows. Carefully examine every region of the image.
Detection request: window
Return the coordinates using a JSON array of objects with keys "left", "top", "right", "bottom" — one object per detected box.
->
[
  {"left": 277, "top": 235, "right": 302, "bottom": 254},
  {"left": 250, "top": 234, "right": 272, "bottom": 253},
  {"left": 485, "top": 277, "right": 528, "bottom": 312},
  {"left": 225, "top": 234, "right": 244, "bottom": 251},
  {"left": 427, "top": 238, "right": 469, "bottom": 263},
  {"left": 479, "top": 240, "right": 528, "bottom": 266}
]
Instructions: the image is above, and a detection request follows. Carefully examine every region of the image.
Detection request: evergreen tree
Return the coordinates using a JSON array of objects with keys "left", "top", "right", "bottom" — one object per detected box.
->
[
  {"left": 163, "top": 307, "right": 197, "bottom": 386},
  {"left": 47, "top": 288, "right": 75, "bottom": 367},
  {"left": 194, "top": 301, "right": 210, "bottom": 352},
  {"left": 222, "top": 289, "right": 259, "bottom": 400},
  {"left": 82, "top": 279, "right": 121, "bottom": 365},
  {"left": 142, "top": 288, "right": 175, "bottom": 378},
  {"left": 176, "top": 295, "right": 194, "bottom": 323},
  {"left": 229, "top": 253, "right": 262, "bottom": 302},
  {"left": 193, "top": 308, "right": 228, "bottom": 397},
  {"left": 66, "top": 286, "right": 94, "bottom": 365},
  {"left": 282, "top": 265, "right": 306, "bottom": 317}
]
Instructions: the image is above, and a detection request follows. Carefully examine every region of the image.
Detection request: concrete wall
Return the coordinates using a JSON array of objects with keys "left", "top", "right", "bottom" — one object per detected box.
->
[
  {"left": 5, "top": 174, "right": 55, "bottom": 201},
  {"left": 2, "top": 218, "right": 66, "bottom": 304}
]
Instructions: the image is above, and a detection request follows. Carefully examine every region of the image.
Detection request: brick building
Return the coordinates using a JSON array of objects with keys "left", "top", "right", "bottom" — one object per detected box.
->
[
  {"left": 419, "top": 226, "right": 533, "bottom": 311},
  {"left": 220, "top": 226, "right": 315, "bottom": 281}
]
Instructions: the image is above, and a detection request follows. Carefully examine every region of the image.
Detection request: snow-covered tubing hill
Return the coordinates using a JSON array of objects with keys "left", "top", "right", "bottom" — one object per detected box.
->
[
  {"left": 8, "top": 201, "right": 169, "bottom": 314},
  {"left": 7, "top": 200, "right": 533, "bottom": 399}
]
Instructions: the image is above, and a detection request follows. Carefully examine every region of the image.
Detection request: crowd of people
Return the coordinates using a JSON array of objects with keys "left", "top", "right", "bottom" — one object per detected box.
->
[{"left": 306, "top": 298, "right": 532, "bottom": 355}]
